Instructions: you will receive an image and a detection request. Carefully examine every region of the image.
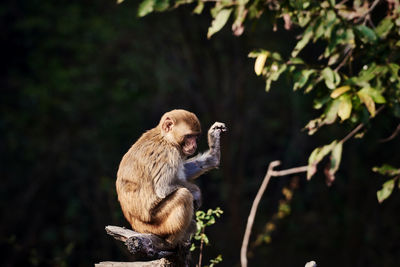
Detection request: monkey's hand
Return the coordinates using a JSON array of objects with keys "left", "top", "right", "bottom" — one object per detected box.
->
[
  {"left": 206, "top": 122, "right": 227, "bottom": 169},
  {"left": 207, "top": 122, "right": 227, "bottom": 150},
  {"left": 183, "top": 122, "right": 227, "bottom": 180}
]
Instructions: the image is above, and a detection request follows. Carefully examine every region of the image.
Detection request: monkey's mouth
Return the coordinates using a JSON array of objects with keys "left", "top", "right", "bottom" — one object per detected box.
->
[{"left": 183, "top": 147, "right": 196, "bottom": 156}]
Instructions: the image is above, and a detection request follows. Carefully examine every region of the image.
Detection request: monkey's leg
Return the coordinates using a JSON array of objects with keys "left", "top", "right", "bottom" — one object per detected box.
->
[
  {"left": 183, "top": 182, "right": 201, "bottom": 210},
  {"left": 150, "top": 188, "right": 194, "bottom": 246}
]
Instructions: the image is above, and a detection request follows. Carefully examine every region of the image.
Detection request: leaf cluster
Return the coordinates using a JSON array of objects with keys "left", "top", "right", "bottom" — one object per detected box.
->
[{"left": 191, "top": 207, "right": 224, "bottom": 248}]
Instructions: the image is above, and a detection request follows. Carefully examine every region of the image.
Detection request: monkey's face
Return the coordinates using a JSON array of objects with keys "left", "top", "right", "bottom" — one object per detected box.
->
[
  {"left": 181, "top": 134, "right": 198, "bottom": 156},
  {"left": 160, "top": 109, "right": 201, "bottom": 156}
]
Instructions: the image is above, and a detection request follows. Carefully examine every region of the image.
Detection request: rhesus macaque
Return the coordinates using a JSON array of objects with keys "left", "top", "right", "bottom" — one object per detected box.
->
[{"left": 116, "top": 109, "right": 226, "bottom": 247}]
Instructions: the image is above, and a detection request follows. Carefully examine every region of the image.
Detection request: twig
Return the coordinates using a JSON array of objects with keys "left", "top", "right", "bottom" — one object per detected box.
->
[
  {"left": 240, "top": 161, "right": 308, "bottom": 267},
  {"left": 197, "top": 228, "right": 205, "bottom": 267},
  {"left": 355, "top": 0, "right": 381, "bottom": 23},
  {"left": 340, "top": 122, "right": 365, "bottom": 143},
  {"left": 334, "top": 47, "right": 353, "bottom": 72},
  {"left": 271, "top": 165, "right": 308, "bottom": 176},
  {"left": 340, "top": 105, "right": 385, "bottom": 144},
  {"left": 379, "top": 123, "right": 400, "bottom": 143}
]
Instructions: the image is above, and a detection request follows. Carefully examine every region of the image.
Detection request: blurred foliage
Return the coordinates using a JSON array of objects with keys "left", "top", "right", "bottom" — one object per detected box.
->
[
  {"left": 252, "top": 177, "right": 299, "bottom": 247},
  {"left": 1, "top": 0, "right": 400, "bottom": 266}
]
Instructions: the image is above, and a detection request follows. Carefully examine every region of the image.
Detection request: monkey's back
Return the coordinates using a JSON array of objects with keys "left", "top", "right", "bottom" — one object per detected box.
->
[{"left": 116, "top": 128, "right": 180, "bottom": 224}]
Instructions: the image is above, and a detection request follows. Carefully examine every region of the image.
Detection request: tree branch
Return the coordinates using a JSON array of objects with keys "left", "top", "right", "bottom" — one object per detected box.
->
[
  {"left": 340, "top": 105, "right": 385, "bottom": 144},
  {"left": 240, "top": 161, "right": 308, "bottom": 267},
  {"left": 105, "top": 226, "right": 174, "bottom": 260},
  {"left": 355, "top": 0, "right": 381, "bottom": 23},
  {"left": 379, "top": 123, "right": 400, "bottom": 143},
  {"left": 334, "top": 47, "right": 353, "bottom": 72}
]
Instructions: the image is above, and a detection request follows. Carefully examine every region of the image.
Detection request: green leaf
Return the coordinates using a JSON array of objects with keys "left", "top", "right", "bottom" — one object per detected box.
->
[
  {"left": 338, "top": 95, "right": 352, "bottom": 121},
  {"left": 373, "top": 164, "right": 400, "bottom": 176},
  {"left": 266, "top": 64, "right": 287, "bottom": 91},
  {"left": 271, "top": 52, "right": 282, "bottom": 61},
  {"left": 202, "top": 234, "right": 209, "bottom": 244},
  {"left": 288, "top": 57, "right": 305, "bottom": 64},
  {"left": 324, "top": 98, "right": 341, "bottom": 124},
  {"left": 357, "top": 89, "right": 376, "bottom": 117},
  {"left": 154, "top": 0, "right": 170, "bottom": 12},
  {"left": 377, "top": 179, "right": 396, "bottom": 203},
  {"left": 291, "top": 26, "right": 313, "bottom": 57},
  {"left": 304, "top": 116, "right": 324, "bottom": 135},
  {"left": 293, "top": 69, "right": 315, "bottom": 91},
  {"left": 375, "top": 17, "right": 394, "bottom": 39},
  {"left": 330, "top": 142, "right": 342, "bottom": 173},
  {"left": 355, "top": 63, "right": 377, "bottom": 85},
  {"left": 327, "top": 52, "right": 340, "bottom": 65},
  {"left": 389, "top": 64, "right": 400, "bottom": 80},
  {"left": 325, "top": 141, "right": 343, "bottom": 186},
  {"left": 355, "top": 25, "right": 378, "bottom": 43},
  {"left": 298, "top": 12, "right": 311, "bottom": 27},
  {"left": 322, "top": 67, "right": 340, "bottom": 89},
  {"left": 314, "top": 17, "right": 325, "bottom": 41},
  {"left": 271, "top": 64, "right": 287, "bottom": 81},
  {"left": 331, "top": 85, "right": 351, "bottom": 98},
  {"left": 254, "top": 52, "right": 268, "bottom": 76},
  {"left": 323, "top": 10, "right": 338, "bottom": 39},
  {"left": 358, "top": 87, "right": 386, "bottom": 104},
  {"left": 307, "top": 140, "right": 338, "bottom": 180},
  {"left": 313, "top": 95, "right": 331, "bottom": 109},
  {"left": 207, "top": 9, "right": 232, "bottom": 39},
  {"left": 138, "top": 0, "right": 156, "bottom": 17},
  {"left": 193, "top": 1, "right": 204, "bottom": 14}
]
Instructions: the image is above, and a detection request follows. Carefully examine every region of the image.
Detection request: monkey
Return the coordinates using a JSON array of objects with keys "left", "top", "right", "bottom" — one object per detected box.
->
[{"left": 116, "top": 109, "right": 226, "bottom": 247}]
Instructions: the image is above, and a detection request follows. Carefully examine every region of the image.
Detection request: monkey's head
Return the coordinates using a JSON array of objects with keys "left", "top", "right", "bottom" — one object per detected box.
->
[{"left": 159, "top": 109, "right": 201, "bottom": 157}]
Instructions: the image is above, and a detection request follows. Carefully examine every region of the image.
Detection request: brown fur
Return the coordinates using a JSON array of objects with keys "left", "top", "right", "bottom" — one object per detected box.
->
[{"left": 116, "top": 110, "right": 201, "bottom": 246}]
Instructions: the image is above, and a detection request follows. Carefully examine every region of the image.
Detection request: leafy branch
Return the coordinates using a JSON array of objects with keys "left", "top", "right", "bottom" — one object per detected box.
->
[{"left": 191, "top": 208, "right": 224, "bottom": 267}]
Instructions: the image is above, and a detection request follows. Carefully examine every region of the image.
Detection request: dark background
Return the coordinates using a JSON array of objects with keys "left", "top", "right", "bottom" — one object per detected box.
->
[{"left": 1, "top": 0, "right": 400, "bottom": 266}]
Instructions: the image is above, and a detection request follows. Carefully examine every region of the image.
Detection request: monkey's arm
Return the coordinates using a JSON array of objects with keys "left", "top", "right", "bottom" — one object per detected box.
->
[
  {"left": 154, "top": 163, "right": 181, "bottom": 199},
  {"left": 184, "top": 122, "right": 227, "bottom": 180}
]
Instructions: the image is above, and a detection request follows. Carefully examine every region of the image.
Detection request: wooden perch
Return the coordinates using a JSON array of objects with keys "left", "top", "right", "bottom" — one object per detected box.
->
[
  {"left": 100, "top": 226, "right": 190, "bottom": 267},
  {"left": 95, "top": 258, "right": 172, "bottom": 267},
  {"left": 105, "top": 226, "right": 174, "bottom": 260}
]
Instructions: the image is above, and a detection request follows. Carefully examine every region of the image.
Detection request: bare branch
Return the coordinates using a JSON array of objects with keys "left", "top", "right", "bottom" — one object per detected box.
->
[
  {"left": 240, "top": 161, "right": 308, "bottom": 267},
  {"left": 379, "top": 123, "right": 400, "bottom": 143},
  {"left": 271, "top": 165, "right": 308, "bottom": 176},
  {"left": 240, "top": 106, "right": 387, "bottom": 267}
]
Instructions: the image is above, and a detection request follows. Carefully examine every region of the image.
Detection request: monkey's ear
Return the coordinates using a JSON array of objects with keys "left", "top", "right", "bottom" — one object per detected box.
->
[{"left": 162, "top": 117, "right": 174, "bottom": 133}]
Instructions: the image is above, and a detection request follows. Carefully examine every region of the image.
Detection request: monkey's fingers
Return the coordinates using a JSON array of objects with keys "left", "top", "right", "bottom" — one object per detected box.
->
[
  {"left": 217, "top": 125, "right": 228, "bottom": 132},
  {"left": 210, "top": 122, "right": 228, "bottom": 132}
]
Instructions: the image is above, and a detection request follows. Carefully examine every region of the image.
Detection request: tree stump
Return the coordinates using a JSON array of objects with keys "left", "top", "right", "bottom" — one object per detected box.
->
[{"left": 95, "top": 226, "right": 190, "bottom": 267}]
